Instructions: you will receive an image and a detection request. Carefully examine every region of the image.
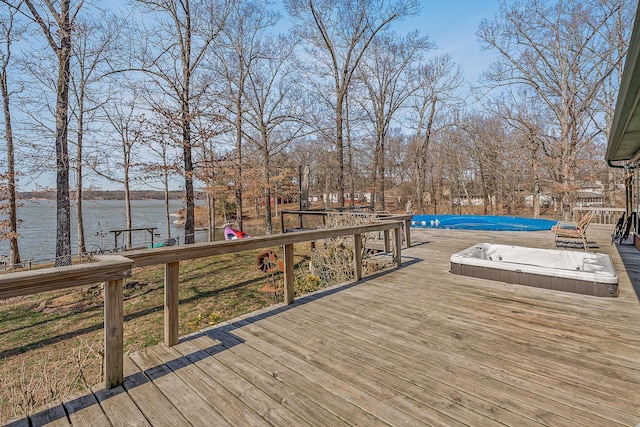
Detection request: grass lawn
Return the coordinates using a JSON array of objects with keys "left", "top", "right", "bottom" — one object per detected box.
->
[{"left": 0, "top": 244, "right": 312, "bottom": 422}]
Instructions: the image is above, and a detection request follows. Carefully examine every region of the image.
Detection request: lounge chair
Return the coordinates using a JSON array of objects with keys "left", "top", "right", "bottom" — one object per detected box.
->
[{"left": 552, "top": 213, "right": 593, "bottom": 251}]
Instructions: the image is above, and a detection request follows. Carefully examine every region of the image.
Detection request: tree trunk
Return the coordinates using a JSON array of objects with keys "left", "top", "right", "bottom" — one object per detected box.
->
[
  {"left": 531, "top": 142, "right": 540, "bottom": 218},
  {"left": 559, "top": 123, "right": 571, "bottom": 220},
  {"left": 1, "top": 65, "right": 20, "bottom": 266},
  {"left": 164, "top": 172, "right": 171, "bottom": 239},
  {"left": 335, "top": 96, "right": 345, "bottom": 207},
  {"left": 182, "top": 52, "right": 195, "bottom": 244},
  {"left": 379, "top": 133, "right": 386, "bottom": 211},
  {"left": 274, "top": 184, "right": 278, "bottom": 217},
  {"left": 263, "top": 162, "right": 273, "bottom": 235},
  {"left": 75, "top": 94, "right": 86, "bottom": 255},
  {"left": 124, "top": 162, "right": 132, "bottom": 249},
  {"left": 372, "top": 137, "right": 380, "bottom": 210},
  {"left": 414, "top": 98, "right": 437, "bottom": 214},
  {"left": 415, "top": 146, "right": 425, "bottom": 213},
  {"left": 206, "top": 193, "right": 213, "bottom": 242},
  {"left": 324, "top": 175, "right": 330, "bottom": 208},
  {"left": 55, "top": 5, "right": 72, "bottom": 266},
  {"left": 183, "top": 115, "right": 195, "bottom": 244},
  {"left": 431, "top": 178, "right": 438, "bottom": 214},
  {"left": 234, "top": 70, "right": 245, "bottom": 231},
  {"left": 345, "top": 91, "right": 355, "bottom": 207}
]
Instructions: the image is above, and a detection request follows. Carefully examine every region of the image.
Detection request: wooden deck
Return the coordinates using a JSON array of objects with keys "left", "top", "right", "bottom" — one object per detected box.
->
[{"left": 10, "top": 224, "right": 640, "bottom": 426}]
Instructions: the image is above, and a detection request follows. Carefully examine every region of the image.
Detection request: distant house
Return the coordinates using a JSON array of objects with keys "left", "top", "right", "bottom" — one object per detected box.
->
[
  {"left": 524, "top": 193, "right": 553, "bottom": 208},
  {"left": 576, "top": 190, "right": 604, "bottom": 207},
  {"left": 524, "top": 185, "right": 605, "bottom": 209},
  {"left": 452, "top": 196, "right": 486, "bottom": 206},
  {"left": 576, "top": 181, "right": 605, "bottom": 207}
]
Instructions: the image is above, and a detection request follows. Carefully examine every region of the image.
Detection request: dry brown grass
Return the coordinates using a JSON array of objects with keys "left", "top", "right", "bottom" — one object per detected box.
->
[
  {"left": 0, "top": 204, "right": 403, "bottom": 422},
  {"left": 0, "top": 247, "right": 301, "bottom": 422}
]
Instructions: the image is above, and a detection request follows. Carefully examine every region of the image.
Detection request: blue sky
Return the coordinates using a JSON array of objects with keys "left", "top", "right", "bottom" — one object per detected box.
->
[
  {"left": 396, "top": 0, "right": 514, "bottom": 83},
  {"left": 23, "top": 0, "right": 515, "bottom": 192},
  {"left": 273, "top": 0, "right": 514, "bottom": 84}
]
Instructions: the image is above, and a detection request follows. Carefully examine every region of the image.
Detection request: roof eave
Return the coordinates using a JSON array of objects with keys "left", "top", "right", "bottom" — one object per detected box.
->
[{"left": 606, "top": 3, "right": 640, "bottom": 164}]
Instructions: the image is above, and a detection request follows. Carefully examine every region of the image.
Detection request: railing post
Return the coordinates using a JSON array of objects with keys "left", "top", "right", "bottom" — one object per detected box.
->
[
  {"left": 165, "top": 261, "right": 180, "bottom": 347},
  {"left": 283, "top": 244, "right": 295, "bottom": 304},
  {"left": 104, "top": 279, "right": 124, "bottom": 388},
  {"left": 383, "top": 230, "right": 390, "bottom": 252},
  {"left": 353, "top": 233, "right": 362, "bottom": 281},
  {"left": 404, "top": 218, "right": 411, "bottom": 247},
  {"left": 394, "top": 226, "right": 402, "bottom": 266}
]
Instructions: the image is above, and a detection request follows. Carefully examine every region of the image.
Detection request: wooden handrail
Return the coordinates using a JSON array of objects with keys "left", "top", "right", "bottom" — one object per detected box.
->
[
  {"left": 0, "top": 221, "right": 404, "bottom": 389},
  {"left": 0, "top": 255, "right": 133, "bottom": 388},
  {"left": 279, "top": 210, "right": 413, "bottom": 247},
  {"left": 0, "top": 255, "right": 133, "bottom": 299},
  {"left": 124, "top": 221, "right": 404, "bottom": 267}
]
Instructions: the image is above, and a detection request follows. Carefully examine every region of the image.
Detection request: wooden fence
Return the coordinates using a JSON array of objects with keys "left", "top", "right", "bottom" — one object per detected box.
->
[{"left": 0, "top": 220, "right": 407, "bottom": 389}]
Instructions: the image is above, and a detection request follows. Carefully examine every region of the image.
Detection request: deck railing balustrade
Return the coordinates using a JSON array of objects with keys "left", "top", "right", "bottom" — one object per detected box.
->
[
  {"left": 280, "top": 210, "right": 413, "bottom": 247},
  {"left": 572, "top": 207, "right": 625, "bottom": 224},
  {"left": 0, "top": 219, "right": 408, "bottom": 390}
]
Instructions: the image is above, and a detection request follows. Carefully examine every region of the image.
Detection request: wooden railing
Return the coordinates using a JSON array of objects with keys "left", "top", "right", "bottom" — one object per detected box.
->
[
  {"left": 280, "top": 210, "right": 413, "bottom": 247},
  {"left": 0, "top": 221, "right": 405, "bottom": 389},
  {"left": 572, "top": 207, "right": 625, "bottom": 224}
]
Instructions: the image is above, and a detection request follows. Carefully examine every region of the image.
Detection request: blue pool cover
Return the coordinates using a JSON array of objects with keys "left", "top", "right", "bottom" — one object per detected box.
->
[{"left": 411, "top": 215, "right": 558, "bottom": 231}]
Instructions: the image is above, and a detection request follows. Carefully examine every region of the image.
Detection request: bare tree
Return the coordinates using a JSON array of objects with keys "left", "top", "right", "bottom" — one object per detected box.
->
[
  {"left": 478, "top": 0, "right": 629, "bottom": 219},
  {"left": 94, "top": 96, "right": 145, "bottom": 249},
  {"left": 243, "top": 34, "right": 306, "bottom": 234},
  {"left": 356, "top": 30, "right": 432, "bottom": 210},
  {"left": 0, "top": 3, "right": 22, "bottom": 266},
  {"left": 140, "top": 111, "right": 184, "bottom": 240},
  {"left": 486, "top": 89, "right": 553, "bottom": 217},
  {"left": 6, "top": 0, "right": 80, "bottom": 265},
  {"left": 285, "top": 0, "right": 420, "bottom": 207},
  {"left": 215, "top": 0, "right": 278, "bottom": 231},
  {"left": 199, "top": 136, "right": 218, "bottom": 241},
  {"left": 132, "top": 0, "right": 228, "bottom": 244},
  {"left": 70, "top": 13, "right": 123, "bottom": 254},
  {"left": 445, "top": 130, "right": 474, "bottom": 214},
  {"left": 410, "top": 54, "right": 463, "bottom": 213}
]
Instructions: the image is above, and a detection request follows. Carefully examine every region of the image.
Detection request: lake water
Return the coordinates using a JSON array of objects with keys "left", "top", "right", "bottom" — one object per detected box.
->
[{"left": 0, "top": 199, "right": 209, "bottom": 262}]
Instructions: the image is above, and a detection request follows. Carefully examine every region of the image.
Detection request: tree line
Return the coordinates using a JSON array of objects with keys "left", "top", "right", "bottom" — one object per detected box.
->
[
  {"left": 0, "top": 0, "right": 634, "bottom": 265},
  {"left": 11, "top": 189, "right": 190, "bottom": 201}
]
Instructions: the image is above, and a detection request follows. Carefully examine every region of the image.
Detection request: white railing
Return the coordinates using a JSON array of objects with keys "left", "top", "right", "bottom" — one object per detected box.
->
[{"left": 572, "top": 207, "right": 625, "bottom": 224}]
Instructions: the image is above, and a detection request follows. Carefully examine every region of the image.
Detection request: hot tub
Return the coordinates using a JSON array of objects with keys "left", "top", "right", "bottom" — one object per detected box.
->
[{"left": 450, "top": 243, "right": 618, "bottom": 297}]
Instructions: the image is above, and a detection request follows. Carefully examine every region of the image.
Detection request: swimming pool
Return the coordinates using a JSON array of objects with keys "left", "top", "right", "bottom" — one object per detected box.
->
[{"left": 411, "top": 215, "right": 557, "bottom": 231}]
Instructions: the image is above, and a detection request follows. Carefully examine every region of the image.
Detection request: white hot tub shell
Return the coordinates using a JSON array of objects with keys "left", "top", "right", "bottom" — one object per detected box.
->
[{"left": 450, "top": 243, "right": 619, "bottom": 297}]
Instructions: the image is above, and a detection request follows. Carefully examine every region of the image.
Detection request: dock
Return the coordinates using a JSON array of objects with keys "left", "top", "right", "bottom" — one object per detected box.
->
[{"left": 10, "top": 224, "right": 640, "bottom": 426}]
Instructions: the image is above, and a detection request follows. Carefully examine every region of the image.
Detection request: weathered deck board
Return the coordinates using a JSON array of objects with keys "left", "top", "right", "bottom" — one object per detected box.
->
[
  {"left": 170, "top": 336, "right": 312, "bottom": 426},
  {"left": 91, "top": 384, "right": 151, "bottom": 427},
  {"left": 128, "top": 348, "right": 236, "bottom": 426},
  {"left": 300, "top": 285, "right": 636, "bottom": 425},
  {"left": 186, "top": 333, "right": 352, "bottom": 426},
  {"left": 63, "top": 391, "right": 110, "bottom": 427},
  {"left": 119, "top": 356, "right": 192, "bottom": 426},
  {"left": 275, "top": 305, "right": 608, "bottom": 426},
  {"left": 204, "top": 325, "right": 395, "bottom": 426},
  {"left": 16, "top": 224, "right": 640, "bottom": 426}
]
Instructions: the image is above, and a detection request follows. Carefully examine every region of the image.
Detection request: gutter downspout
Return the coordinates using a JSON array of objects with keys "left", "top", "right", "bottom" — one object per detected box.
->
[{"left": 607, "top": 159, "right": 627, "bottom": 169}]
